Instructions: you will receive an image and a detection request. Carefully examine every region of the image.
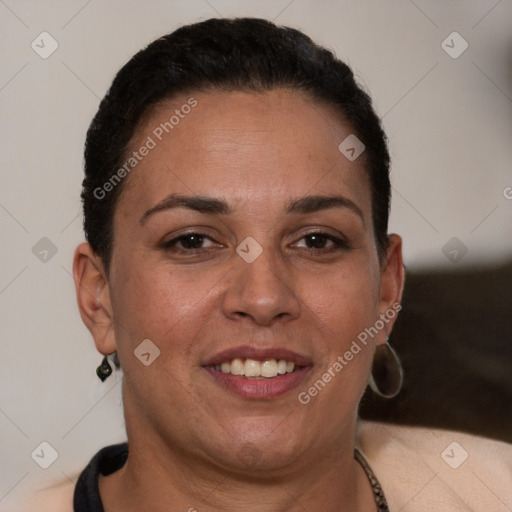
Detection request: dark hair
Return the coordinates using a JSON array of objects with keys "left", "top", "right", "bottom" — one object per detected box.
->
[{"left": 82, "top": 17, "right": 390, "bottom": 272}]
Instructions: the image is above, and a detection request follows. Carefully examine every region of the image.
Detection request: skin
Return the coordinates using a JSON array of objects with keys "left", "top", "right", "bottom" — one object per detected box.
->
[{"left": 74, "top": 89, "right": 404, "bottom": 512}]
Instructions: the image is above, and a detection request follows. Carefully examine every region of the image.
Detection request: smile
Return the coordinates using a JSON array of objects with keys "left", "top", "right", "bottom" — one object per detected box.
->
[
  {"left": 211, "top": 358, "right": 298, "bottom": 379},
  {"left": 202, "top": 346, "right": 312, "bottom": 399}
]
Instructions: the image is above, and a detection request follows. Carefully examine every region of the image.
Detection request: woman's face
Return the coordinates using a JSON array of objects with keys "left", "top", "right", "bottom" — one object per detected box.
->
[{"left": 81, "top": 89, "right": 403, "bottom": 472}]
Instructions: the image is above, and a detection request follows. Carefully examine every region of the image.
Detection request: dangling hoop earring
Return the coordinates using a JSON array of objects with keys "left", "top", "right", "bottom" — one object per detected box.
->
[{"left": 369, "top": 338, "right": 403, "bottom": 398}]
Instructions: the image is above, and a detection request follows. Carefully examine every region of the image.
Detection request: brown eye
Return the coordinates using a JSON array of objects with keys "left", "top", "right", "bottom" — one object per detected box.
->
[
  {"left": 304, "top": 234, "right": 329, "bottom": 249},
  {"left": 295, "top": 233, "right": 347, "bottom": 251},
  {"left": 176, "top": 234, "right": 205, "bottom": 249},
  {"left": 162, "top": 233, "right": 217, "bottom": 252}
]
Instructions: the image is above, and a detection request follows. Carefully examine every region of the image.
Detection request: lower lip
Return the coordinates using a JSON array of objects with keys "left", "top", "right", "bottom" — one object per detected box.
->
[{"left": 203, "top": 366, "right": 311, "bottom": 399}]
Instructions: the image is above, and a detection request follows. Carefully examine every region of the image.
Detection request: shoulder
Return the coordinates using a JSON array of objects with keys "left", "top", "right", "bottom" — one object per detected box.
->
[
  {"left": 13, "top": 442, "right": 129, "bottom": 512},
  {"left": 14, "top": 478, "right": 76, "bottom": 512},
  {"left": 357, "top": 419, "right": 512, "bottom": 512}
]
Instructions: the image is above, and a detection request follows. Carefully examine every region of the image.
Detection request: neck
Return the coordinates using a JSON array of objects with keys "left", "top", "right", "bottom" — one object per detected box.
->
[
  {"left": 100, "top": 448, "right": 375, "bottom": 512},
  {"left": 99, "top": 423, "right": 376, "bottom": 512}
]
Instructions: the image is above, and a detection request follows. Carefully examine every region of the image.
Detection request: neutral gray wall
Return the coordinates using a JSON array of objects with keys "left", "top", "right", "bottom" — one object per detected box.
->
[{"left": 1, "top": 0, "right": 511, "bottom": 507}]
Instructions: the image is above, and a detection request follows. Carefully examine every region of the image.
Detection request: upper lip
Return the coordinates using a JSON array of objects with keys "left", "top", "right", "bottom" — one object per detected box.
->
[{"left": 203, "top": 345, "right": 312, "bottom": 367}]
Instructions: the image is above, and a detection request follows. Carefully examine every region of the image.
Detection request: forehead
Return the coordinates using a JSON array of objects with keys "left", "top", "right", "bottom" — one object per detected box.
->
[{"left": 118, "top": 89, "right": 371, "bottom": 216}]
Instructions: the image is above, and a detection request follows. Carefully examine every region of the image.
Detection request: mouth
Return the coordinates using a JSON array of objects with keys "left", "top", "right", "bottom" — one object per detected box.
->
[
  {"left": 202, "top": 346, "right": 312, "bottom": 399},
  {"left": 210, "top": 357, "right": 299, "bottom": 378}
]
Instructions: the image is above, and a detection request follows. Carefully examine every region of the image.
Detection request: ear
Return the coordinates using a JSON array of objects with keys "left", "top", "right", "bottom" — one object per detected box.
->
[
  {"left": 376, "top": 234, "right": 405, "bottom": 345},
  {"left": 73, "top": 242, "right": 116, "bottom": 355}
]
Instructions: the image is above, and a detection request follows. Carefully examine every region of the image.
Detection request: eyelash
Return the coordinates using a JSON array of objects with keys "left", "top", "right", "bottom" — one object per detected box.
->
[
  {"left": 294, "top": 232, "right": 349, "bottom": 252},
  {"left": 161, "top": 231, "right": 349, "bottom": 255},
  {"left": 161, "top": 233, "right": 219, "bottom": 254}
]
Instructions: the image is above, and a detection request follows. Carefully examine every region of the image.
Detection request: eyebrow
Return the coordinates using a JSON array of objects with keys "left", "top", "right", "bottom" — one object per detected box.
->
[
  {"left": 139, "top": 194, "right": 230, "bottom": 225},
  {"left": 139, "top": 193, "right": 364, "bottom": 225},
  {"left": 285, "top": 195, "right": 364, "bottom": 224}
]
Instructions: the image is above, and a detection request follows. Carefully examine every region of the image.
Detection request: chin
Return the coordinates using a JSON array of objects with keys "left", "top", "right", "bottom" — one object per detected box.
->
[{"left": 212, "top": 419, "right": 307, "bottom": 473}]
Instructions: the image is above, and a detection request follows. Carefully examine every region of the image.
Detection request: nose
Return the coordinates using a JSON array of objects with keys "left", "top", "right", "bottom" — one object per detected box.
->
[{"left": 222, "top": 246, "right": 301, "bottom": 326}]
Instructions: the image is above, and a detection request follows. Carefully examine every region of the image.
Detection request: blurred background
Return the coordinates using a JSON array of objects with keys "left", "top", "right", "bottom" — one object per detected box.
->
[{"left": 1, "top": 0, "right": 511, "bottom": 507}]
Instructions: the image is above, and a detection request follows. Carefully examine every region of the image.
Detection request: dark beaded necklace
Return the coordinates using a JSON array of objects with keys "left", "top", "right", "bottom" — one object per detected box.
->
[{"left": 354, "top": 449, "right": 389, "bottom": 512}]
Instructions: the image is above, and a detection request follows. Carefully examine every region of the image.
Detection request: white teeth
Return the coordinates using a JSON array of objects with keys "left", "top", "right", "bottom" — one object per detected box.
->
[
  {"left": 231, "top": 358, "right": 245, "bottom": 376},
  {"left": 244, "top": 359, "right": 261, "bottom": 377},
  {"left": 261, "top": 359, "right": 278, "bottom": 378},
  {"left": 214, "top": 358, "right": 298, "bottom": 378}
]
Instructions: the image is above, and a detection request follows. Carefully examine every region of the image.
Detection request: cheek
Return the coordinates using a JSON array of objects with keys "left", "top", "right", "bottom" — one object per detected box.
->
[
  {"left": 301, "top": 276, "right": 377, "bottom": 408},
  {"left": 109, "top": 256, "right": 222, "bottom": 356},
  {"left": 299, "top": 256, "right": 380, "bottom": 396},
  {"left": 303, "top": 259, "right": 380, "bottom": 341}
]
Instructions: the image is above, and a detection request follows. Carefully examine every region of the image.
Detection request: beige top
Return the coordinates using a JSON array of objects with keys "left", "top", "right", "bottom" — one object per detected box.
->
[{"left": 13, "top": 421, "right": 512, "bottom": 512}]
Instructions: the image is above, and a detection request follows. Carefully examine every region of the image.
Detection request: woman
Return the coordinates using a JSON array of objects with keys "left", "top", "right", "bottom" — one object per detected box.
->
[{"left": 24, "top": 17, "right": 511, "bottom": 512}]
